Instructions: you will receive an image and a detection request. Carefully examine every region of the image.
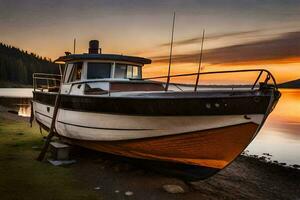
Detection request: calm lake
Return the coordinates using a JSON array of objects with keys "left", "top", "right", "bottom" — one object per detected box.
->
[{"left": 0, "top": 88, "right": 299, "bottom": 166}]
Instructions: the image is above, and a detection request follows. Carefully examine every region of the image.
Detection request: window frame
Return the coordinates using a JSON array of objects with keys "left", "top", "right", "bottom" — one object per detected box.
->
[
  {"left": 87, "top": 62, "right": 113, "bottom": 80},
  {"left": 114, "top": 63, "right": 142, "bottom": 79},
  {"left": 64, "top": 62, "right": 83, "bottom": 83}
]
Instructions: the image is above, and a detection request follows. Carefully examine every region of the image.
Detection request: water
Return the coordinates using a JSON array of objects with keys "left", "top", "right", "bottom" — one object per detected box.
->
[
  {"left": 0, "top": 88, "right": 299, "bottom": 165},
  {"left": 0, "top": 88, "right": 33, "bottom": 98},
  {"left": 246, "top": 89, "right": 300, "bottom": 166},
  {"left": 0, "top": 88, "right": 33, "bottom": 117}
]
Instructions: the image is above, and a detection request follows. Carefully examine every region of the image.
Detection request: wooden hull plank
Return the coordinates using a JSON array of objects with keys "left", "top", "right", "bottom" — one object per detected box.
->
[{"left": 61, "top": 122, "right": 258, "bottom": 169}]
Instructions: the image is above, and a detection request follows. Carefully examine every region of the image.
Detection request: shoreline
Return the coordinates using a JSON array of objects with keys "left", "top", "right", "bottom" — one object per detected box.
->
[{"left": 0, "top": 109, "right": 299, "bottom": 199}]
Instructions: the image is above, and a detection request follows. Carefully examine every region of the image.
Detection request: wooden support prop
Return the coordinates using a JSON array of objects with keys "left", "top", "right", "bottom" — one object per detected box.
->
[
  {"left": 29, "top": 100, "right": 34, "bottom": 127},
  {"left": 37, "top": 92, "right": 61, "bottom": 161}
]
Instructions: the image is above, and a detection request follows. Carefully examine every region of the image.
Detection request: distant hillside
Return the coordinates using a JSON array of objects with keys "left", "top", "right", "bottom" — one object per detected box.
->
[
  {"left": 278, "top": 79, "right": 300, "bottom": 88},
  {"left": 0, "top": 43, "right": 59, "bottom": 87}
]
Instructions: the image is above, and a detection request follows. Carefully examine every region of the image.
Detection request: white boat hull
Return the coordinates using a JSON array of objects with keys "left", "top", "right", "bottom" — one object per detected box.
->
[{"left": 33, "top": 101, "right": 264, "bottom": 141}]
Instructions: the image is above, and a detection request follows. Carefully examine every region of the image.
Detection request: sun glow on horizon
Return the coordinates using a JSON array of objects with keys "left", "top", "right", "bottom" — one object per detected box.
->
[{"left": 143, "top": 58, "right": 300, "bottom": 84}]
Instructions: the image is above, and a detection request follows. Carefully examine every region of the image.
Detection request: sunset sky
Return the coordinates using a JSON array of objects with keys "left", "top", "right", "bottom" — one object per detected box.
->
[{"left": 1, "top": 0, "right": 300, "bottom": 83}]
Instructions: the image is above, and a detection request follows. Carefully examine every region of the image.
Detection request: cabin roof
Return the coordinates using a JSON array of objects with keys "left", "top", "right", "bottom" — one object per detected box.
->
[{"left": 55, "top": 54, "right": 152, "bottom": 65}]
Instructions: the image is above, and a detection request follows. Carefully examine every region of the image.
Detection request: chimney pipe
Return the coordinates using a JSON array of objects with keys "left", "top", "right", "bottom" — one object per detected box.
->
[{"left": 89, "top": 40, "right": 101, "bottom": 54}]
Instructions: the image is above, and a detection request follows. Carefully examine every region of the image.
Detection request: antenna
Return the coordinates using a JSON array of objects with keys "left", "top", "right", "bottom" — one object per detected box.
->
[
  {"left": 73, "top": 38, "right": 76, "bottom": 54},
  {"left": 165, "top": 12, "right": 176, "bottom": 91},
  {"left": 194, "top": 29, "right": 205, "bottom": 92}
]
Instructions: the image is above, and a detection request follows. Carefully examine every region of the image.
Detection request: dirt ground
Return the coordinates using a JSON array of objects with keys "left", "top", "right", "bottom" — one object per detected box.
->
[
  {"left": 0, "top": 107, "right": 299, "bottom": 200},
  {"left": 72, "top": 148, "right": 300, "bottom": 200}
]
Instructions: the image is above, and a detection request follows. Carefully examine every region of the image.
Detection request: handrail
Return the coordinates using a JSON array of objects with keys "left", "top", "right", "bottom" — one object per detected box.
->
[
  {"left": 142, "top": 69, "right": 278, "bottom": 91},
  {"left": 32, "top": 69, "right": 278, "bottom": 93},
  {"left": 251, "top": 71, "right": 263, "bottom": 90},
  {"left": 33, "top": 73, "right": 62, "bottom": 77},
  {"left": 33, "top": 73, "right": 62, "bottom": 91}
]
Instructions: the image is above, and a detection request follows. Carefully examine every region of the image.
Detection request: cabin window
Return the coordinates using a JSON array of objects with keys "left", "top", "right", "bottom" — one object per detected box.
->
[
  {"left": 114, "top": 64, "right": 141, "bottom": 79},
  {"left": 126, "top": 65, "right": 133, "bottom": 78},
  {"left": 65, "top": 62, "right": 83, "bottom": 83},
  {"left": 115, "top": 64, "right": 127, "bottom": 78},
  {"left": 87, "top": 62, "right": 111, "bottom": 79},
  {"left": 132, "top": 66, "right": 140, "bottom": 79}
]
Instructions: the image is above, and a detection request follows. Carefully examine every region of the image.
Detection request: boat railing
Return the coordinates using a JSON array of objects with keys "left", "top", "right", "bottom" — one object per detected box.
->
[
  {"left": 32, "top": 69, "right": 277, "bottom": 94},
  {"left": 33, "top": 73, "right": 62, "bottom": 92},
  {"left": 142, "top": 69, "right": 278, "bottom": 92}
]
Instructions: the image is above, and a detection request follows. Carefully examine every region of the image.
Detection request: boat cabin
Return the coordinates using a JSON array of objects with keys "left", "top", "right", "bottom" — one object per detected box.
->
[{"left": 53, "top": 40, "right": 164, "bottom": 95}]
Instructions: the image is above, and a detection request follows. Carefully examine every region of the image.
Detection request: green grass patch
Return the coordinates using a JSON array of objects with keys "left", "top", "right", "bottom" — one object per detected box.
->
[{"left": 0, "top": 117, "right": 101, "bottom": 200}]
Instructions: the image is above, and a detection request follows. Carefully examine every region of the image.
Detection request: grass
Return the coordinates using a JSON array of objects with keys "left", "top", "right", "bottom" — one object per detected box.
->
[{"left": 0, "top": 116, "right": 101, "bottom": 200}]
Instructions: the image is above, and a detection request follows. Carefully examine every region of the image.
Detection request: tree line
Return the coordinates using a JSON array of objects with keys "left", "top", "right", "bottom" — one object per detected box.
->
[{"left": 0, "top": 43, "right": 59, "bottom": 86}]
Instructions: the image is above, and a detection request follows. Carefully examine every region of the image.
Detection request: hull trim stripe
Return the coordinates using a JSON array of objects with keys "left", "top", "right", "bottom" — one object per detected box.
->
[{"left": 35, "top": 111, "right": 154, "bottom": 131}]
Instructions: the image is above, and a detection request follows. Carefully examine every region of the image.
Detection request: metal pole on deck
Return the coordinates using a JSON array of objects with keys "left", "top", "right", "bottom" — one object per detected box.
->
[
  {"left": 165, "top": 12, "right": 176, "bottom": 91},
  {"left": 194, "top": 29, "right": 205, "bottom": 92}
]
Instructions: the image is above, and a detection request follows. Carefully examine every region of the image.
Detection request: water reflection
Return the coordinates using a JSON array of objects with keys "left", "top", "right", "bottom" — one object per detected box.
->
[
  {"left": 0, "top": 97, "right": 31, "bottom": 118},
  {"left": 246, "top": 89, "right": 300, "bottom": 165},
  {"left": 18, "top": 104, "right": 31, "bottom": 117}
]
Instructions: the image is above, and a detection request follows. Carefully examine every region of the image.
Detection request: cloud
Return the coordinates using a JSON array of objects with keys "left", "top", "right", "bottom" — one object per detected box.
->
[
  {"left": 160, "top": 29, "right": 263, "bottom": 47},
  {"left": 152, "top": 31, "right": 300, "bottom": 65}
]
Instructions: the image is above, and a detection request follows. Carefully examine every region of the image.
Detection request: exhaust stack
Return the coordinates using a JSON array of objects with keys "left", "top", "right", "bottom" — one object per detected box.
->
[{"left": 89, "top": 40, "right": 101, "bottom": 54}]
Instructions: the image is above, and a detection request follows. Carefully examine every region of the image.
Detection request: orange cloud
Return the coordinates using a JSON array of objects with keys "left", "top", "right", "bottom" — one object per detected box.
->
[{"left": 151, "top": 31, "right": 300, "bottom": 65}]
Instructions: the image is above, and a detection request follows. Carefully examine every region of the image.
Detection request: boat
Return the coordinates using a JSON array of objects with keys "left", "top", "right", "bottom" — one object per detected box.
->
[{"left": 32, "top": 40, "right": 281, "bottom": 181}]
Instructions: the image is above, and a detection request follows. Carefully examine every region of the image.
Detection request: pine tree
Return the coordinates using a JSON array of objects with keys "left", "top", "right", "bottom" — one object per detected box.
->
[{"left": 0, "top": 43, "right": 59, "bottom": 86}]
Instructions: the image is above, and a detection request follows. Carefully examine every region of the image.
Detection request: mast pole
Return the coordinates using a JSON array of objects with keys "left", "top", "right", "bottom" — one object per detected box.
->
[
  {"left": 73, "top": 38, "right": 76, "bottom": 54},
  {"left": 165, "top": 12, "right": 176, "bottom": 91},
  {"left": 194, "top": 29, "right": 205, "bottom": 92}
]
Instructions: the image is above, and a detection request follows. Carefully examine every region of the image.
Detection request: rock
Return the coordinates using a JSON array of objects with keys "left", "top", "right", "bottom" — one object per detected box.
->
[
  {"left": 93, "top": 158, "right": 104, "bottom": 164},
  {"left": 48, "top": 159, "right": 76, "bottom": 166},
  {"left": 162, "top": 184, "right": 185, "bottom": 194},
  {"left": 280, "top": 162, "right": 287, "bottom": 166},
  {"left": 115, "top": 190, "right": 120, "bottom": 193},
  {"left": 113, "top": 163, "right": 133, "bottom": 172},
  {"left": 259, "top": 156, "right": 267, "bottom": 161},
  {"left": 242, "top": 150, "right": 249, "bottom": 156},
  {"left": 125, "top": 191, "right": 133, "bottom": 196},
  {"left": 262, "top": 153, "right": 272, "bottom": 157},
  {"left": 292, "top": 164, "right": 300, "bottom": 169}
]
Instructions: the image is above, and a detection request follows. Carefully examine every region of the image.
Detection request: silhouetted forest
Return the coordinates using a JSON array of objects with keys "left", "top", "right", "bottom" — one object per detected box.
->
[
  {"left": 0, "top": 43, "right": 59, "bottom": 87},
  {"left": 278, "top": 79, "right": 300, "bottom": 88}
]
